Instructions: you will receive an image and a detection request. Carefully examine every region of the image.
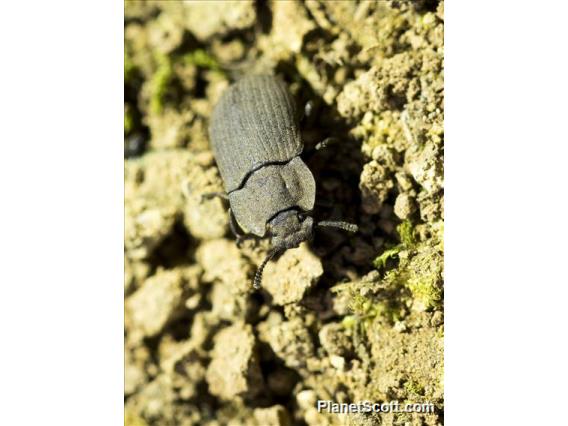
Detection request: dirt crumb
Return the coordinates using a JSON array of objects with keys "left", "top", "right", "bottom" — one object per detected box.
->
[
  {"left": 181, "top": 0, "right": 256, "bottom": 41},
  {"left": 253, "top": 405, "right": 291, "bottom": 426},
  {"left": 196, "top": 239, "right": 252, "bottom": 293},
  {"left": 263, "top": 242, "right": 323, "bottom": 305},
  {"left": 126, "top": 267, "right": 201, "bottom": 341},
  {"left": 206, "top": 322, "right": 264, "bottom": 400},
  {"left": 359, "top": 160, "right": 394, "bottom": 214},
  {"left": 258, "top": 314, "right": 314, "bottom": 370}
]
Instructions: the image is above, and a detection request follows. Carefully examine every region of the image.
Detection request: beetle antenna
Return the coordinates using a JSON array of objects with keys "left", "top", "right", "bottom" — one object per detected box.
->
[
  {"left": 253, "top": 247, "right": 282, "bottom": 290},
  {"left": 316, "top": 220, "right": 358, "bottom": 233}
]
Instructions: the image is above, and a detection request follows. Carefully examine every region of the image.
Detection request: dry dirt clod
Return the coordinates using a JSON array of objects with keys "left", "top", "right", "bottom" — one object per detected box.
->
[
  {"left": 125, "top": 267, "right": 200, "bottom": 341},
  {"left": 359, "top": 160, "right": 394, "bottom": 214},
  {"left": 394, "top": 192, "right": 418, "bottom": 219},
  {"left": 196, "top": 238, "right": 252, "bottom": 293},
  {"left": 262, "top": 242, "right": 323, "bottom": 305},
  {"left": 318, "top": 322, "right": 354, "bottom": 358},
  {"left": 258, "top": 315, "right": 315, "bottom": 370},
  {"left": 405, "top": 142, "right": 444, "bottom": 194},
  {"left": 181, "top": 0, "right": 256, "bottom": 41},
  {"left": 253, "top": 405, "right": 292, "bottom": 426},
  {"left": 206, "top": 322, "right": 264, "bottom": 400}
]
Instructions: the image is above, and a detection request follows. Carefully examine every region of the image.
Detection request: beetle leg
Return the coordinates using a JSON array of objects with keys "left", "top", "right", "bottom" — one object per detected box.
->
[
  {"left": 302, "top": 100, "right": 314, "bottom": 121},
  {"left": 315, "top": 136, "right": 338, "bottom": 151},
  {"left": 228, "top": 208, "right": 252, "bottom": 248},
  {"left": 301, "top": 99, "right": 321, "bottom": 128},
  {"left": 201, "top": 191, "right": 229, "bottom": 202},
  {"left": 303, "top": 136, "right": 339, "bottom": 159},
  {"left": 228, "top": 209, "right": 242, "bottom": 237}
]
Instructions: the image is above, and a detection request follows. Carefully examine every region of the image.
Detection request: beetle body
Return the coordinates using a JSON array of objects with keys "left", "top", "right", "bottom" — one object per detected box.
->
[{"left": 210, "top": 75, "right": 356, "bottom": 288}]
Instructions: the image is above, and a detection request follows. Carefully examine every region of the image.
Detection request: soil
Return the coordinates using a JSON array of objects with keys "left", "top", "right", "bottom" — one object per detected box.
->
[{"left": 124, "top": 1, "right": 444, "bottom": 425}]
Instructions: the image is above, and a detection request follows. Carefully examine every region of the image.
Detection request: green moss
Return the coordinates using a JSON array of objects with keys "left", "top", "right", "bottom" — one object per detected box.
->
[
  {"left": 149, "top": 53, "right": 174, "bottom": 114},
  {"left": 183, "top": 49, "right": 216, "bottom": 69},
  {"left": 147, "top": 50, "right": 225, "bottom": 115},
  {"left": 405, "top": 247, "right": 443, "bottom": 310},
  {"left": 341, "top": 315, "right": 357, "bottom": 329},
  {"left": 407, "top": 274, "right": 442, "bottom": 309},
  {"left": 348, "top": 293, "right": 373, "bottom": 317},
  {"left": 348, "top": 289, "right": 403, "bottom": 325},
  {"left": 397, "top": 220, "right": 415, "bottom": 247},
  {"left": 373, "top": 245, "right": 402, "bottom": 269},
  {"left": 373, "top": 220, "right": 415, "bottom": 270},
  {"left": 373, "top": 300, "right": 403, "bottom": 323},
  {"left": 183, "top": 49, "right": 223, "bottom": 73},
  {"left": 356, "top": 111, "right": 405, "bottom": 152},
  {"left": 370, "top": 219, "right": 442, "bottom": 313},
  {"left": 404, "top": 379, "right": 426, "bottom": 396}
]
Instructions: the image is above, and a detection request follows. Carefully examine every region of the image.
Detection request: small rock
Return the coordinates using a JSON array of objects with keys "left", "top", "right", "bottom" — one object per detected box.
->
[
  {"left": 430, "top": 310, "right": 444, "bottom": 326},
  {"left": 125, "top": 207, "right": 177, "bottom": 260},
  {"left": 159, "top": 340, "right": 206, "bottom": 401},
  {"left": 147, "top": 13, "right": 184, "bottom": 54},
  {"left": 417, "top": 190, "right": 443, "bottom": 222},
  {"left": 263, "top": 243, "right": 323, "bottom": 305},
  {"left": 182, "top": 160, "right": 228, "bottom": 240},
  {"left": 345, "top": 412, "right": 381, "bottom": 426},
  {"left": 393, "top": 321, "right": 408, "bottom": 333},
  {"left": 359, "top": 160, "right": 394, "bottom": 214},
  {"left": 124, "top": 345, "right": 150, "bottom": 396},
  {"left": 124, "top": 150, "right": 196, "bottom": 259},
  {"left": 210, "top": 281, "right": 255, "bottom": 321},
  {"left": 406, "top": 142, "right": 443, "bottom": 194},
  {"left": 182, "top": 0, "right": 256, "bottom": 41},
  {"left": 146, "top": 108, "right": 194, "bottom": 150},
  {"left": 269, "top": 0, "right": 315, "bottom": 54},
  {"left": 206, "top": 322, "right": 264, "bottom": 399},
  {"left": 125, "top": 375, "right": 176, "bottom": 423},
  {"left": 258, "top": 317, "right": 314, "bottom": 369},
  {"left": 395, "top": 171, "right": 415, "bottom": 192},
  {"left": 124, "top": 258, "right": 151, "bottom": 294},
  {"left": 296, "top": 389, "right": 317, "bottom": 410},
  {"left": 330, "top": 355, "right": 346, "bottom": 371},
  {"left": 196, "top": 239, "right": 252, "bottom": 293},
  {"left": 254, "top": 405, "right": 291, "bottom": 426},
  {"left": 126, "top": 268, "right": 199, "bottom": 340},
  {"left": 394, "top": 193, "right": 417, "bottom": 219},
  {"left": 337, "top": 67, "right": 380, "bottom": 118},
  {"left": 371, "top": 145, "right": 398, "bottom": 168},
  {"left": 188, "top": 311, "right": 221, "bottom": 349},
  {"left": 318, "top": 322, "right": 353, "bottom": 357}
]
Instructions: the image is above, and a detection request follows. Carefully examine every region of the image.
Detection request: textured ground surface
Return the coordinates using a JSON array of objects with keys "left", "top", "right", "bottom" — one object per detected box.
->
[{"left": 125, "top": 1, "right": 444, "bottom": 425}]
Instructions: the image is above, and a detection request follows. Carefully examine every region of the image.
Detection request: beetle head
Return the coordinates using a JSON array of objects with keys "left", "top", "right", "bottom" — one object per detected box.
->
[
  {"left": 269, "top": 209, "right": 314, "bottom": 251},
  {"left": 252, "top": 209, "right": 313, "bottom": 289},
  {"left": 253, "top": 209, "right": 358, "bottom": 289}
]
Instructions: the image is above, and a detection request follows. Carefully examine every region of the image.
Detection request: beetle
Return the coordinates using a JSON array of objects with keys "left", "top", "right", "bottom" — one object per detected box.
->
[{"left": 209, "top": 75, "right": 357, "bottom": 289}]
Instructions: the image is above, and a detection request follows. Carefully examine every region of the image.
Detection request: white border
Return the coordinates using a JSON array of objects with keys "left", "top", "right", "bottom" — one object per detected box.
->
[
  {"left": 0, "top": 2, "right": 123, "bottom": 424},
  {"left": 446, "top": 1, "right": 568, "bottom": 424}
]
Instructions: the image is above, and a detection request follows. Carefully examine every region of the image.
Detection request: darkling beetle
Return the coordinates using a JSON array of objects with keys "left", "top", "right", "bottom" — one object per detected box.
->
[{"left": 208, "top": 75, "right": 357, "bottom": 289}]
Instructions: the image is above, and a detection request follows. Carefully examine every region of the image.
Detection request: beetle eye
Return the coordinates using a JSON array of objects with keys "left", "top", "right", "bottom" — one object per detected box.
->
[{"left": 298, "top": 213, "right": 305, "bottom": 221}]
